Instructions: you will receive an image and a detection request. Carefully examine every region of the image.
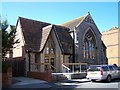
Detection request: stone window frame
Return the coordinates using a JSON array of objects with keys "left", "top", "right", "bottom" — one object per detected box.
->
[
  {"left": 83, "top": 28, "right": 97, "bottom": 60},
  {"left": 44, "top": 34, "right": 56, "bottom": 71}
]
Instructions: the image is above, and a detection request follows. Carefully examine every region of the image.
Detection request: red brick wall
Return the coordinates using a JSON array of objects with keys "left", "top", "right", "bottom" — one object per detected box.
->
[
  {"left": 2, "top": 67, "right": 12, "bottom": 87},
  {"left": 27, "top": 71, "right": 52, "bottom": 82}
]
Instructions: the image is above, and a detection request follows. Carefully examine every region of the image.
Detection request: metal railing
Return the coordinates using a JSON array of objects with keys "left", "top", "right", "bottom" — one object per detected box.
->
[
  {"left": 62, "top": 63, "right": 87, "bottom": 73},
  {"left": 30, "top": 62, "right": 87, "bottom": 73},
  {"left": 62, "top": 64, "right": 71, "bottom": 73}
]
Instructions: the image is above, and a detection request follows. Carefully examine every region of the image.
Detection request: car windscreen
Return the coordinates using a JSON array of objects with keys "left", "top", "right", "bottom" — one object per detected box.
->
[{"left": 88, "top": 66, "right": 101, "bottom": 71}]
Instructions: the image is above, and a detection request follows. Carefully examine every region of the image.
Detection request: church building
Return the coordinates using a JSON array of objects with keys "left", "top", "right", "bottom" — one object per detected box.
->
[
  {"left": 12, "top": 12, "right": 107, "bottom": 74},
  {"left": 62, "top": 12, "right": 107, "bottom": 66}
]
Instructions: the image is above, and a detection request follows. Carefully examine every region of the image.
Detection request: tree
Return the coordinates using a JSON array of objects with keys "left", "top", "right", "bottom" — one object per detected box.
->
[{"left": 0, "top": 19, "right": 19, "bottom": 60}]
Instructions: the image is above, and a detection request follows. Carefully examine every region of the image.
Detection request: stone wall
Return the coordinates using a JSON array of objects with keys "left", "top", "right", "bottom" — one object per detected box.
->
[
  {"left": 76, "top": 16, "right": 105, "bottom": 65},
  {"left": 102, "top": 27, "right": 120, "bottom": 66}
]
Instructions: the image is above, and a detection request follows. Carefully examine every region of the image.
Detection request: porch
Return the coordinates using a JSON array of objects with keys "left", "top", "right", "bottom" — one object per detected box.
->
[
  {"left": 29, "top": 62, "right": 87, "bottom": 73},
  {"left": 27, "top": 62, "right": 87, "bottom": 81}
]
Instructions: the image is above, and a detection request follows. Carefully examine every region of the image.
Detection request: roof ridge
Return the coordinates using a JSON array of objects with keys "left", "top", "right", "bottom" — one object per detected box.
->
[
  {"left": 62, "top": 16, "right": 85, "bottom": 25},
  {"left": 18, "top": 16, "right": 51, "bottom": 24},
  {"left": 55, "top": 24, "right": 70, "bottom": 30},
  {"left": 42, "top": 24, "right": 53, "bottom": 30}
]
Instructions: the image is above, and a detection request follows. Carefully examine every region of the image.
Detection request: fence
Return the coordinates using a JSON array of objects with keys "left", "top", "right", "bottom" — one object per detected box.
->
[
  {"left": 30, "top": 62, "right": 87, "bottom": 73},
  {"left": 7, "top": 57, "right": 26, "bottom": 76},
  {"left": 62, "top": 63, "right": 87, "bottom": 73}
]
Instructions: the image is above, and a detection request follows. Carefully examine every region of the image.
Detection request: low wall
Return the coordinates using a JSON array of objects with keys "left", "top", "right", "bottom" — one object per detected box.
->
[
  {"left": 52, "top": 72, "right": 87, "bottom": 81},
  {"left": 2, "top": 67, "right": 12, "bottom": 88},
  {"left": 27, "top": 71, "right": 52, "bottom": 82},
  {"left": 71, "top": 72, "right": 86, "bottom": 79}
]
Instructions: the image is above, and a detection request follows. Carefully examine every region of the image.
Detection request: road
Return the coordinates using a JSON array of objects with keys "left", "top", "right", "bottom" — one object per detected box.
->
[
  {"left": 3, "top": 78, "right": 120, "bottom": 90},
  {"left": 49, "top": 79, "right": 120, "bottom": 90}
]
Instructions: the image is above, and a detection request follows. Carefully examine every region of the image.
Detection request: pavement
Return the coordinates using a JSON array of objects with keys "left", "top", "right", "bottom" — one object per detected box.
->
[
  {"left": 2, "top": 76, "right": 90, "bottom": 90},
  {"left": 10, "top": 77, "right": 52, "bottom": 88}
]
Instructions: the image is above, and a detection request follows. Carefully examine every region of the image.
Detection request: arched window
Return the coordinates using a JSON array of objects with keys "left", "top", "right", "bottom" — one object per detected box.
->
[{"left": 83, "top": 30, "right": 96, "bottom": 59}]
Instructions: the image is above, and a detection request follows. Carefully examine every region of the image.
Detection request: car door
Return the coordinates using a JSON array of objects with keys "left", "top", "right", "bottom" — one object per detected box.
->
[
  {"left": 108, "top": 66, "right": 116, "bottom": 79},
  {"left": 112, "top": 65, "right": 119, "bottom": 78},
  {"left": 102, "top": 66, "right": 109, "bottom": 78}
]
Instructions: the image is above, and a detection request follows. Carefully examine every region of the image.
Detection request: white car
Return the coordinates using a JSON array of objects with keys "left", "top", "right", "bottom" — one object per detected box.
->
[{"left": 86, "top": 64, "right": 120, "bottom": 82}]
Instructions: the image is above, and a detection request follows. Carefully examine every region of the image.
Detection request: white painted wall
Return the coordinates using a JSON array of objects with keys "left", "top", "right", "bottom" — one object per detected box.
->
[{"left": 13, "top": 20, "right": 25, "bottom": 58}]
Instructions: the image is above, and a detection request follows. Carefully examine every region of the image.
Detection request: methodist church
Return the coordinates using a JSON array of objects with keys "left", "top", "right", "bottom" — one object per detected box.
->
[
  {"left": 11, "top": 12, "right": 107, "bottom": 74},
  {"left": 62, "top": 12, "right": 107, "bottom": 65}
]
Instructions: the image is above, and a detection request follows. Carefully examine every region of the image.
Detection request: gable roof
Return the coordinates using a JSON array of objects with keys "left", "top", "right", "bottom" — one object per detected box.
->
[
  {"left": 62, "top": 13, "right": 102, "bottom": 37},
  {"left": 40, "top": 24, "right": 73, "bottom": 54},
  {"left": 53, "top": 25, "right": 73, "bottom": 54},
  {"left": 18, "top": 17, "right": 73, "bottom": 54},
  {"left": 18, "top": 17, "right": 51, "bottom": 52},
  {"left": 40, "top": 25, "right": 53, "bottom": 51},
  {"left": 61, "top": 16, "right": 85, "bottom": 31}
]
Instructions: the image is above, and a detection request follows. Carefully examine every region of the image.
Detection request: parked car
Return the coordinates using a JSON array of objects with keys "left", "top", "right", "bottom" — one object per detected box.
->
[{"left": 86, "top": 64, "right": 120, "bottom": 82}]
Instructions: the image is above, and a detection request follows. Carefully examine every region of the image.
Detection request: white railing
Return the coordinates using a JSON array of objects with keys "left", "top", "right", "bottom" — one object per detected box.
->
[
  {"left": 29, "top": 62, "right": 87, "bottom": 73},
  {"left": 63, "top": 63, "right": 87, "bottom": 73},
  {"left": 62, "top": 64, "right": 71, "bottom": 73}
]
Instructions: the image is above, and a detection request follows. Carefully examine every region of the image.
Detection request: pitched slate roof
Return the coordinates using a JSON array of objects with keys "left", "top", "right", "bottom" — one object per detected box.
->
[
  {"left": 18, "top": 17, "right": 73, "bottom": 54},
  {"left": 40, "top": 25, "right": 53, "bottom": 51},
  {"left": 61, "top": 16, "right": 85, "bottom": 31},
  {"left": 53, "top": 25, "right": 73, "bottom": 54},
  {"left": 39, "top": 24, "right": 73, "bottom": 54},
  {"left": 19, "top": 17, "right": 51, "bottom": 52}
]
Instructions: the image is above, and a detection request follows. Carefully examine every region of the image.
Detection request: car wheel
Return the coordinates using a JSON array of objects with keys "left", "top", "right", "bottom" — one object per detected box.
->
[{"left": 106, "top": 75, "right": 111, "bottom": 82}]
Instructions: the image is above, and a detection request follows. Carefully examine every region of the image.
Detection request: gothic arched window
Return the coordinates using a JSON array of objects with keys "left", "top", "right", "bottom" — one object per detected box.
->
[{"left": 83, "top": 30, "right": 96, "bottom": 59}]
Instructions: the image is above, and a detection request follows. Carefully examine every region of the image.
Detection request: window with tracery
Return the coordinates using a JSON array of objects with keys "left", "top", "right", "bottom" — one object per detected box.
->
[
  {"left": 83, "top": 30, "right": 96, "bottom": 59},
  {"left": 45, "top": 39, "right": 55, "bottom": 55},
  {"left": 44, "top": 35, "right": 56, "bottom": 71}
]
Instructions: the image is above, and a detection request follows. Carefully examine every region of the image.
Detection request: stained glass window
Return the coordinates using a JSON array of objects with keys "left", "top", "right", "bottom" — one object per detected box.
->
[{"left": 83, "top": 30, "right": 96, "bottom": 59}]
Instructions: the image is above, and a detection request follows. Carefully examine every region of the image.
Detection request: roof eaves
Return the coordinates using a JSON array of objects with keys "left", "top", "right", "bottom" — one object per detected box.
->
[
  {"left": 40, "top": 25, "right": 53, "bottom": 52},
  {"left": 18, "top": 17, "right": 27, "bottom": 47},
  {"left": 53, "top": 25, "right": 65, "bottom": 54},
  {"left": 76, "top": 15, "right": 86, "bottom": 28},
  {"left": 62, "top": 16, "right": 84, "bottom": 26},
  {"left": 61, "top": 16, "right": 85, "bottom": 32},
  {"left": 102, "top": 41, "right": 107, "bottom": 48}
]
